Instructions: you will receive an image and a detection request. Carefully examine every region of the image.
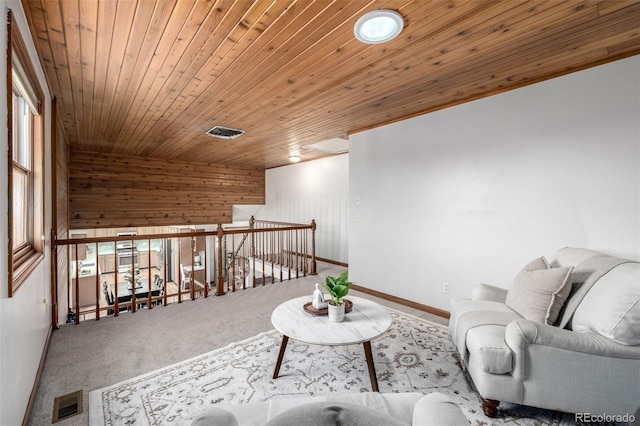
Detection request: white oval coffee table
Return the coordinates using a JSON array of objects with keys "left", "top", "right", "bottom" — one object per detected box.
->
[{"left": 271, "top": 295, "right": 392, "bottom": 392}]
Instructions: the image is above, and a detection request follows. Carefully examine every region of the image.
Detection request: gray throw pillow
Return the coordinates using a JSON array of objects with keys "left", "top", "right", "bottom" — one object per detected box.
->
[
  {"left": 506, "top": 257, "right": 573, "bottom": 325},
  {"left": 264, "top": 402, "right": 405, "bottom": 426}
]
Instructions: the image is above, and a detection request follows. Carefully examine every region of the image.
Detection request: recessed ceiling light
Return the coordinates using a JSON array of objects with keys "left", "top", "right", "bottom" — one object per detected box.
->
[
  {"left": 354, "top": 9, "right": 404, "bottom": 44},
  {"left": 289, "top": 155, "right": 301, "bottom": 163}
]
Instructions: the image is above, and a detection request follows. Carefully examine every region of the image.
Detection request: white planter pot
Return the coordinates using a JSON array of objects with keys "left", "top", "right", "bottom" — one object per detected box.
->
[{"left": 328, "top": 303, "right": 345, "bottom": 322}]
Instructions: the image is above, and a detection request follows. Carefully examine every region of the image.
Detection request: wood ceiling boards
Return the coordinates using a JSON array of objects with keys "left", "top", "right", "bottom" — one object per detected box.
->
[{"left": 22, "top": 0, "right": 640, "bottom": 170}]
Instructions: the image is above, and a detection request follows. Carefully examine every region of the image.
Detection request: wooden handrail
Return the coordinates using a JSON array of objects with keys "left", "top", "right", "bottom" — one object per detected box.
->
[
  {"left": 53, "top": 219, "right": 316, "bottom": 323},
  {"left": 215, "top": 217, "right": 316, "bottom": 295}
]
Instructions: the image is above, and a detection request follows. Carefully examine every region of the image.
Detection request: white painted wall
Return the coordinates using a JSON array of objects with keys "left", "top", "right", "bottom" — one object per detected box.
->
[
  {"left": 0, "top": 1, "right": 53, "bottom": 424},
  {"left": 260, "top": 154, "right": 349, "bottom": 263},
  {"left": 349, "top": 56, "right": 640, "bottom": 311}
]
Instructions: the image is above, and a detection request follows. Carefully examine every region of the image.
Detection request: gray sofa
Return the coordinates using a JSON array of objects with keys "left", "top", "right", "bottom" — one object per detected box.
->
[
  {"left": 191, "top": 392, "right": 468, "bottom": 425},
  {"left": 449, "top": 247, "right": 640, "bottom": 418}
]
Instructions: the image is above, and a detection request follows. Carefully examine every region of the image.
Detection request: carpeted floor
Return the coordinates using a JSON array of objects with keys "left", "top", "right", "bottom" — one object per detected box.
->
[
  {"left": 29, "top": 262, "right": 446, "bottom": 425},
  {"left": 88, "top": 309, "right": 461, "bottom": 425},
  {"left": 87, "top": 308, "right": 581, "bottom": 426},
  {"left": 29, "top": 261, "right": 584, "bottom": 426}
]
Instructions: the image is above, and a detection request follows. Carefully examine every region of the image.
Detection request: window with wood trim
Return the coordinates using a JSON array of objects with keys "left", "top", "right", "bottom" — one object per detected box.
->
[{"left": 7, "top": 10, "right": 45, "bottom": 296}]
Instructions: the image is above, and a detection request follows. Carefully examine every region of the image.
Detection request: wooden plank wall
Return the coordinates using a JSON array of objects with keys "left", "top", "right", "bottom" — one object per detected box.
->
[
  {"left": 69, "top": 151, "right": 265, "bottom": 229},
  {"left": 84, "top": 226, "right": 175, "bottom": 238},
  {"left": 56, "top": 125, "right": 69, "bottom": 239}
]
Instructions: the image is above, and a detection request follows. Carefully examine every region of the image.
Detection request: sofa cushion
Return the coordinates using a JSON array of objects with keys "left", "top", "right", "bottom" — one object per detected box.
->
[
  {"left": 216, "top": 393, "right": 424, "bottom": 426},
  {"left": 466, "top": 325, "right": 513, "bottom": 373},
  {"left": 194, "top": 393, "right": 463, "bottom": 426},
  {"left": 549, "top": 247, "right": 601, "bottom": 268},
  {"left": 448, "top": 298, "right": 519, "bottom": 356},
  {"left": 264, "top": 401, "right": 404, "bottom": 426},
  {"left": 572, "top": 263, "right": 640, "bottom": 345},
  {"left": 505, "top": 257, "right": 573, "bottom": 324},
  {"left": 191, "top": 406, "right": 239, "bottom": 426}
]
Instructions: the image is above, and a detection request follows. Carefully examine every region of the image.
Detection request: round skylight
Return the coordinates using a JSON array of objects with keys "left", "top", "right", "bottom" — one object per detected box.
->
[{"left": 354, "top": 10, "right": 404, "bottom": 44}]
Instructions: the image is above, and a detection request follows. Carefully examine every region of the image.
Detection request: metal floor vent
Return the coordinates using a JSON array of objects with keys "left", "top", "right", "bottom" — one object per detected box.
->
[
  {"left": 52, "top": 390, "right": 83, "bottom": 423},
  {"left": 206, "top": 125, "right": 245, "bottom": 139}
]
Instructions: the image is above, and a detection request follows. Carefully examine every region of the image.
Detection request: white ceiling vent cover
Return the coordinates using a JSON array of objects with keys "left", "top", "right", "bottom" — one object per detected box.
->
[
  {"left": 206, "top": 125, "right": 245, "bottom": 139},
  {"left": 304, "top": 137, "right": 349, "bottom": 153}
]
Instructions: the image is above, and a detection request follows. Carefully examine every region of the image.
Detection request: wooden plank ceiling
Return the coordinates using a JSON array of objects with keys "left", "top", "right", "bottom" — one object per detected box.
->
[{"left": 23, "top": 0, "right": 640, "bottom": 170}]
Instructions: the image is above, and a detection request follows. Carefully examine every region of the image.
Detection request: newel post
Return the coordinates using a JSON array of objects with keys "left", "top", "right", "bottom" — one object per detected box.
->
[
  {"left": 216, "top": 224, "right": 225, "bottom": 296},
  {"left": 310, "top": 219, "right": 317, "bottom": 275}
]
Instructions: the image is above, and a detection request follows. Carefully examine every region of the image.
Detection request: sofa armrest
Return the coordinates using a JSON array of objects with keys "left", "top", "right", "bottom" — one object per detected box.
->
[
  {"left": 470, "top": 283, "right": 508, "bottom": 303},
  {"left": 412, "top": 393, "right": 469, "bottom": 425},
  {"left": 502, "top": 319, "right": 640, "bottom": 415},
  {"left": 191, "top": 407, "right": 239, "bottom": 426},
  {"left": 506, "top": 319, "right": 640, "bottom": 359}
]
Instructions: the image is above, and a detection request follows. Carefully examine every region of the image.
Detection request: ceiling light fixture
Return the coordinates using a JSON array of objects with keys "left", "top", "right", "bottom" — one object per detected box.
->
[
  {"left": 354, "top": 9, "right": 404, "bottom": 44},
  {"left": 289, "top": 154, "right": 301, "bottom": 163}
]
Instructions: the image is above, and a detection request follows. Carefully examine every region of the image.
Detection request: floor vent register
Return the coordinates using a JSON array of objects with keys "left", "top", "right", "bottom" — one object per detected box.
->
[{"left": 52, "top": 389, "right": 82, "bottom": 423}]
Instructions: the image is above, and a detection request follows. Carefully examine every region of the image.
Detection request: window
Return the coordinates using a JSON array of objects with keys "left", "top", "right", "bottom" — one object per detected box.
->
[
  {"left": 7, "top": 10, "right": 45, "bottom": 296},
  {"left": 13, "top": 94, "right": 31, "bottom": 248}
]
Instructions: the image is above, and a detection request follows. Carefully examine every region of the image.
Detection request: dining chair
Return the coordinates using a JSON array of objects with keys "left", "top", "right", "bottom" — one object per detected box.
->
[
  {"left": 153, "top": 274, "right": 164, "bottom": 306},
  {"left": 102, "top": 281, "right": 114, "bottom": 315}
]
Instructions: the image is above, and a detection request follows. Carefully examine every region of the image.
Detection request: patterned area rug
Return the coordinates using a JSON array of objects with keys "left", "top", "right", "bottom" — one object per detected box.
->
[{"left": 89, "top": 309, "right": 578, "bottom": 425}]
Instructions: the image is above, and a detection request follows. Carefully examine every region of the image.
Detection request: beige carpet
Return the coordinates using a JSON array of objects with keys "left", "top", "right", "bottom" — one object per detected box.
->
[
  {"left": 88, "top": 308, "right": 579, "bottom": 425},
  {"left": 29, "top": 262, "right": 445, "bottom": 425}
]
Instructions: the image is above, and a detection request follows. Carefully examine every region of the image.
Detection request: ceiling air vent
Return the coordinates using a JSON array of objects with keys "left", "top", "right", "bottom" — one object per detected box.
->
[
  {"left": 305, "top": 137, "right": 349, "bottom": 153},
  {"left": 205, "top": 125, "right": 245, "bottom": 139}
]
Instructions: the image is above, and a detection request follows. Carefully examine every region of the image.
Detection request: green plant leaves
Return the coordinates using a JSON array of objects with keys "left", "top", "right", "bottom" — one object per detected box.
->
[
  {"left": 322, "top": 271, "right": 351, "bottom": 305},
  {"left": 332, "top": 284, "right": 349, "bottom": 299}
]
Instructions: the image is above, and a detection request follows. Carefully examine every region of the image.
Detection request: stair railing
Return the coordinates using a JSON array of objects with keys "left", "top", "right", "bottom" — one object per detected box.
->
[
  {"left": 53, "top": 219, "right": 316, "bottom": 324},
  {"left": 216, "top": 217, "right": 317, "bottom": 295}
]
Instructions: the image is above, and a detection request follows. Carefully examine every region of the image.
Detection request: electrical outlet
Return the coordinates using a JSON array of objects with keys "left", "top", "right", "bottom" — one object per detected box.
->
[{"left": 443, "top": 282, "right": 450, "bottom": 294}]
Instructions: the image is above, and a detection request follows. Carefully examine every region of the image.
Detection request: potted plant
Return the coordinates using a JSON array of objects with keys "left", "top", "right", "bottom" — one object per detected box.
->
[{"left": 322, "top": 271, "right": 351, "bottom": 322}]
